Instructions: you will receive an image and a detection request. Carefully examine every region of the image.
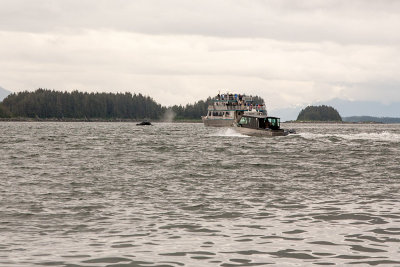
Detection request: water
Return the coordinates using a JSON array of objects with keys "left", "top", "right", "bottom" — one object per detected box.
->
[{"left": 1, "top": 122, "right": 400, "bottom": 266}]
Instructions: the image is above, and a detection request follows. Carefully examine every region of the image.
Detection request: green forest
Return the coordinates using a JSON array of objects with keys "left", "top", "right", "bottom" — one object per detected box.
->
[
  {"left": 1, "top": 89, "right": 164, "bottom": 120},
  {"left": 0, "top": 89, "right": 264, "bottom": 121},
  {"left": 297, "top": 105, "right": 342, "bottom": 121}
]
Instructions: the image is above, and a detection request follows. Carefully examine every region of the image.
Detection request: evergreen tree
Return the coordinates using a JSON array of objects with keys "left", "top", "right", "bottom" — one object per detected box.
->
[{"left": 0, "top": 103, "right": 10, "bottom": 118}]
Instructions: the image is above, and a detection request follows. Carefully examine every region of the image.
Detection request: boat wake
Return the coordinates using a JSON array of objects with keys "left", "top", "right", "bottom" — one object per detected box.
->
[
  {"left": 210, "top": 128, "right": 250, "bottom": 137},
  {"left": 299, "top": 131, "right": 400, "bottom": 142}
]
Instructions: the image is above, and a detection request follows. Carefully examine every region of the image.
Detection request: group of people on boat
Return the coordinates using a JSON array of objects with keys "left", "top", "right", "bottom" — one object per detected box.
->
[
  {"left": 214, "top": 93, "right": 265, "bottom": 112},
  {"left": 216, "top": 93, "right": 244, "bottom": 101},
  {"left": 212, "top": 101, "right": 265, "bottom": 113}
]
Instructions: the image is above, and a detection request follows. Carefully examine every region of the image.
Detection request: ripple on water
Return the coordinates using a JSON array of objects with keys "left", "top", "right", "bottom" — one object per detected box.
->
[{"left": 1, "top": 122, "right": 400, "bottom": 266}]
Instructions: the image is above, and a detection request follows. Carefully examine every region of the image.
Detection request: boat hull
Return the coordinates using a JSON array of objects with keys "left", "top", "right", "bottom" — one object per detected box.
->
[
  {"left": 202, "top": 117, "right": 234, "bottom": 127},
  {"left": 234, "top": 126, "right": 287, "bottom": 137}
]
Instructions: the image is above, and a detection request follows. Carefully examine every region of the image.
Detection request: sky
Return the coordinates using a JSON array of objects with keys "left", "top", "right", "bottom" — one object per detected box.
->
[{"left": 0, "top": 0, "right": 399, "bottom": 109}]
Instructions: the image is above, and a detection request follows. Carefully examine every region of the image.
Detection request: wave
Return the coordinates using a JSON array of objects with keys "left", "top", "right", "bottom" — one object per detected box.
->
[
  {"left": 209, "top": 128, "right": 250, "bottom": 137},
  {"left": 299, "top": 131, "right": 400, "bottom": 142}
]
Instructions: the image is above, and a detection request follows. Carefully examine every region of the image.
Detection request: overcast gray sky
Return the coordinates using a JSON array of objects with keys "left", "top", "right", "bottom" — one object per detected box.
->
[{"left": 0, "top": 0, "right": 399, "bottom": 108}]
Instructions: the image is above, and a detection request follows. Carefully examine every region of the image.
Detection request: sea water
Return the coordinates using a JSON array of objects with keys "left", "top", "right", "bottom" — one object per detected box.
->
[{"left": 0, "top": 122, "right": 399, "bottom": 266}]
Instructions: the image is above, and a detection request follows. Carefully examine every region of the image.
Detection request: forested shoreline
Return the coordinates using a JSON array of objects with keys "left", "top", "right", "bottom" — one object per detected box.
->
[
  {"left": 0, "top": 89, "right": 267, "bottom": 121},
  {"left": 1, "top": 90, "right": 398, "bottom": 123},
  {"left": 0, "top": 89, "right": 232, "bottom": 121},
  {"left": 1, "top": 89, "right": 166, "bottom": 120}
]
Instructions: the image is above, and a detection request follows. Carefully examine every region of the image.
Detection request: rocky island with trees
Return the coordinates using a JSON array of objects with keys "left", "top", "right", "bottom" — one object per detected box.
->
[{"left": 296, "top": 105, "right": 342, "bottom": 122}]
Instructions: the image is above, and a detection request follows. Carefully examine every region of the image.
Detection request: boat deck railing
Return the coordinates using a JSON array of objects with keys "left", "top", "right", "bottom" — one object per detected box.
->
[
  {"left": 208, "top": 104, "right": 266, "bottom": 112},
  {"left": 209, "top": 104, "right": 248, "bottom": 111}
]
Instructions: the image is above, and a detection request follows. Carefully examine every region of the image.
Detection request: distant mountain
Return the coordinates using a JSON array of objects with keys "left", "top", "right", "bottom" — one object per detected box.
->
[
  {"left": 271, "top": 98, "right": 400, "bottom": 121},
  {"left": 315, "top": 98, "right": 400, "bottom": 117},
  {"left": 343, "top": 116, "right": 400, "bottom": 124},
  {"left": 0, "top": 86, "right": 12, "bottom": 101}
]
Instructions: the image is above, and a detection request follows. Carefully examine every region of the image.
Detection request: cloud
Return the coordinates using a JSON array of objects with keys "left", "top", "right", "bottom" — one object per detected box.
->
[
  {"left": 0, "top": 0, "right": 399, "bottom": 107},
  {"left": 1, "top": 0, "right": 400, "bottom": 44}
]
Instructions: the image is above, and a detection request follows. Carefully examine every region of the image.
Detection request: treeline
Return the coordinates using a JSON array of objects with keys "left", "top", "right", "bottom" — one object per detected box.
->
[
  {"left": 1, "top": 89, "right": 164, "bottom": 120},
  {"left": 297, "top": 105, "right": 342, "bottom": 121},
  {"left": 0, "top": 89, "right": 266, "bottom": 121}
]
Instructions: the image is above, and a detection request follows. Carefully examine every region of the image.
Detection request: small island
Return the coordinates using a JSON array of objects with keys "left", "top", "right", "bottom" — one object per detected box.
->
[{"left": 297, "top": 105, "right": 342, "bottom": 122}]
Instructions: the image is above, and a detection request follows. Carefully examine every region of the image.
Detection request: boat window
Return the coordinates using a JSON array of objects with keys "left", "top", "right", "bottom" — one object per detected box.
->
[
  {"left": 268, "top": 117, "right": 280, "bottom": 128},
  {"left": 259, "top": 118, "right": 266, "bottom": 129},
  {"left": 239, "top": 117, "right": 248, "bottom": 125},
  {"left": 240, "top": 117, "right": 255, "bottom": 127},
  {"left": 250, "top": 117, "right": 256, "bottom": 126}
]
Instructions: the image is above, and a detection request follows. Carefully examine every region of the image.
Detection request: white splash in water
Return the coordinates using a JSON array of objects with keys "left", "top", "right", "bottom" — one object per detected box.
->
[
  {"left": 210, "top": 128, "right": 249, "bottom": 137},
  {"left": 162, "top": 109, "right": 176, "bottom": 122}
]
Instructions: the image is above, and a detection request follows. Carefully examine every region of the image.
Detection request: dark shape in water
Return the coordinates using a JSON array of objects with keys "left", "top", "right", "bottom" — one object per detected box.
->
[
  {"left": 285, "top": 129, "right": 297, "bottom": 134},
  {"left": 137, "top": 121, "right": 152, "bottom": 126}
]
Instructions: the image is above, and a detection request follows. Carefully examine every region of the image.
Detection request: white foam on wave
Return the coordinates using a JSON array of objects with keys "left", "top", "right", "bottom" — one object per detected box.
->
[
  {"left": 210, "top": 128, "right": 250, "bottom": 137},
  {"left": 299, "top": 131, "right": 400, "bottom": 142}
]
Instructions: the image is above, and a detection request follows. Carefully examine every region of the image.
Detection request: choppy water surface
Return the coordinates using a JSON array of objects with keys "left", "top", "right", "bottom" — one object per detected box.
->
[{"left": 1, "top": 122, "right": 400, "bottom": 266}]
